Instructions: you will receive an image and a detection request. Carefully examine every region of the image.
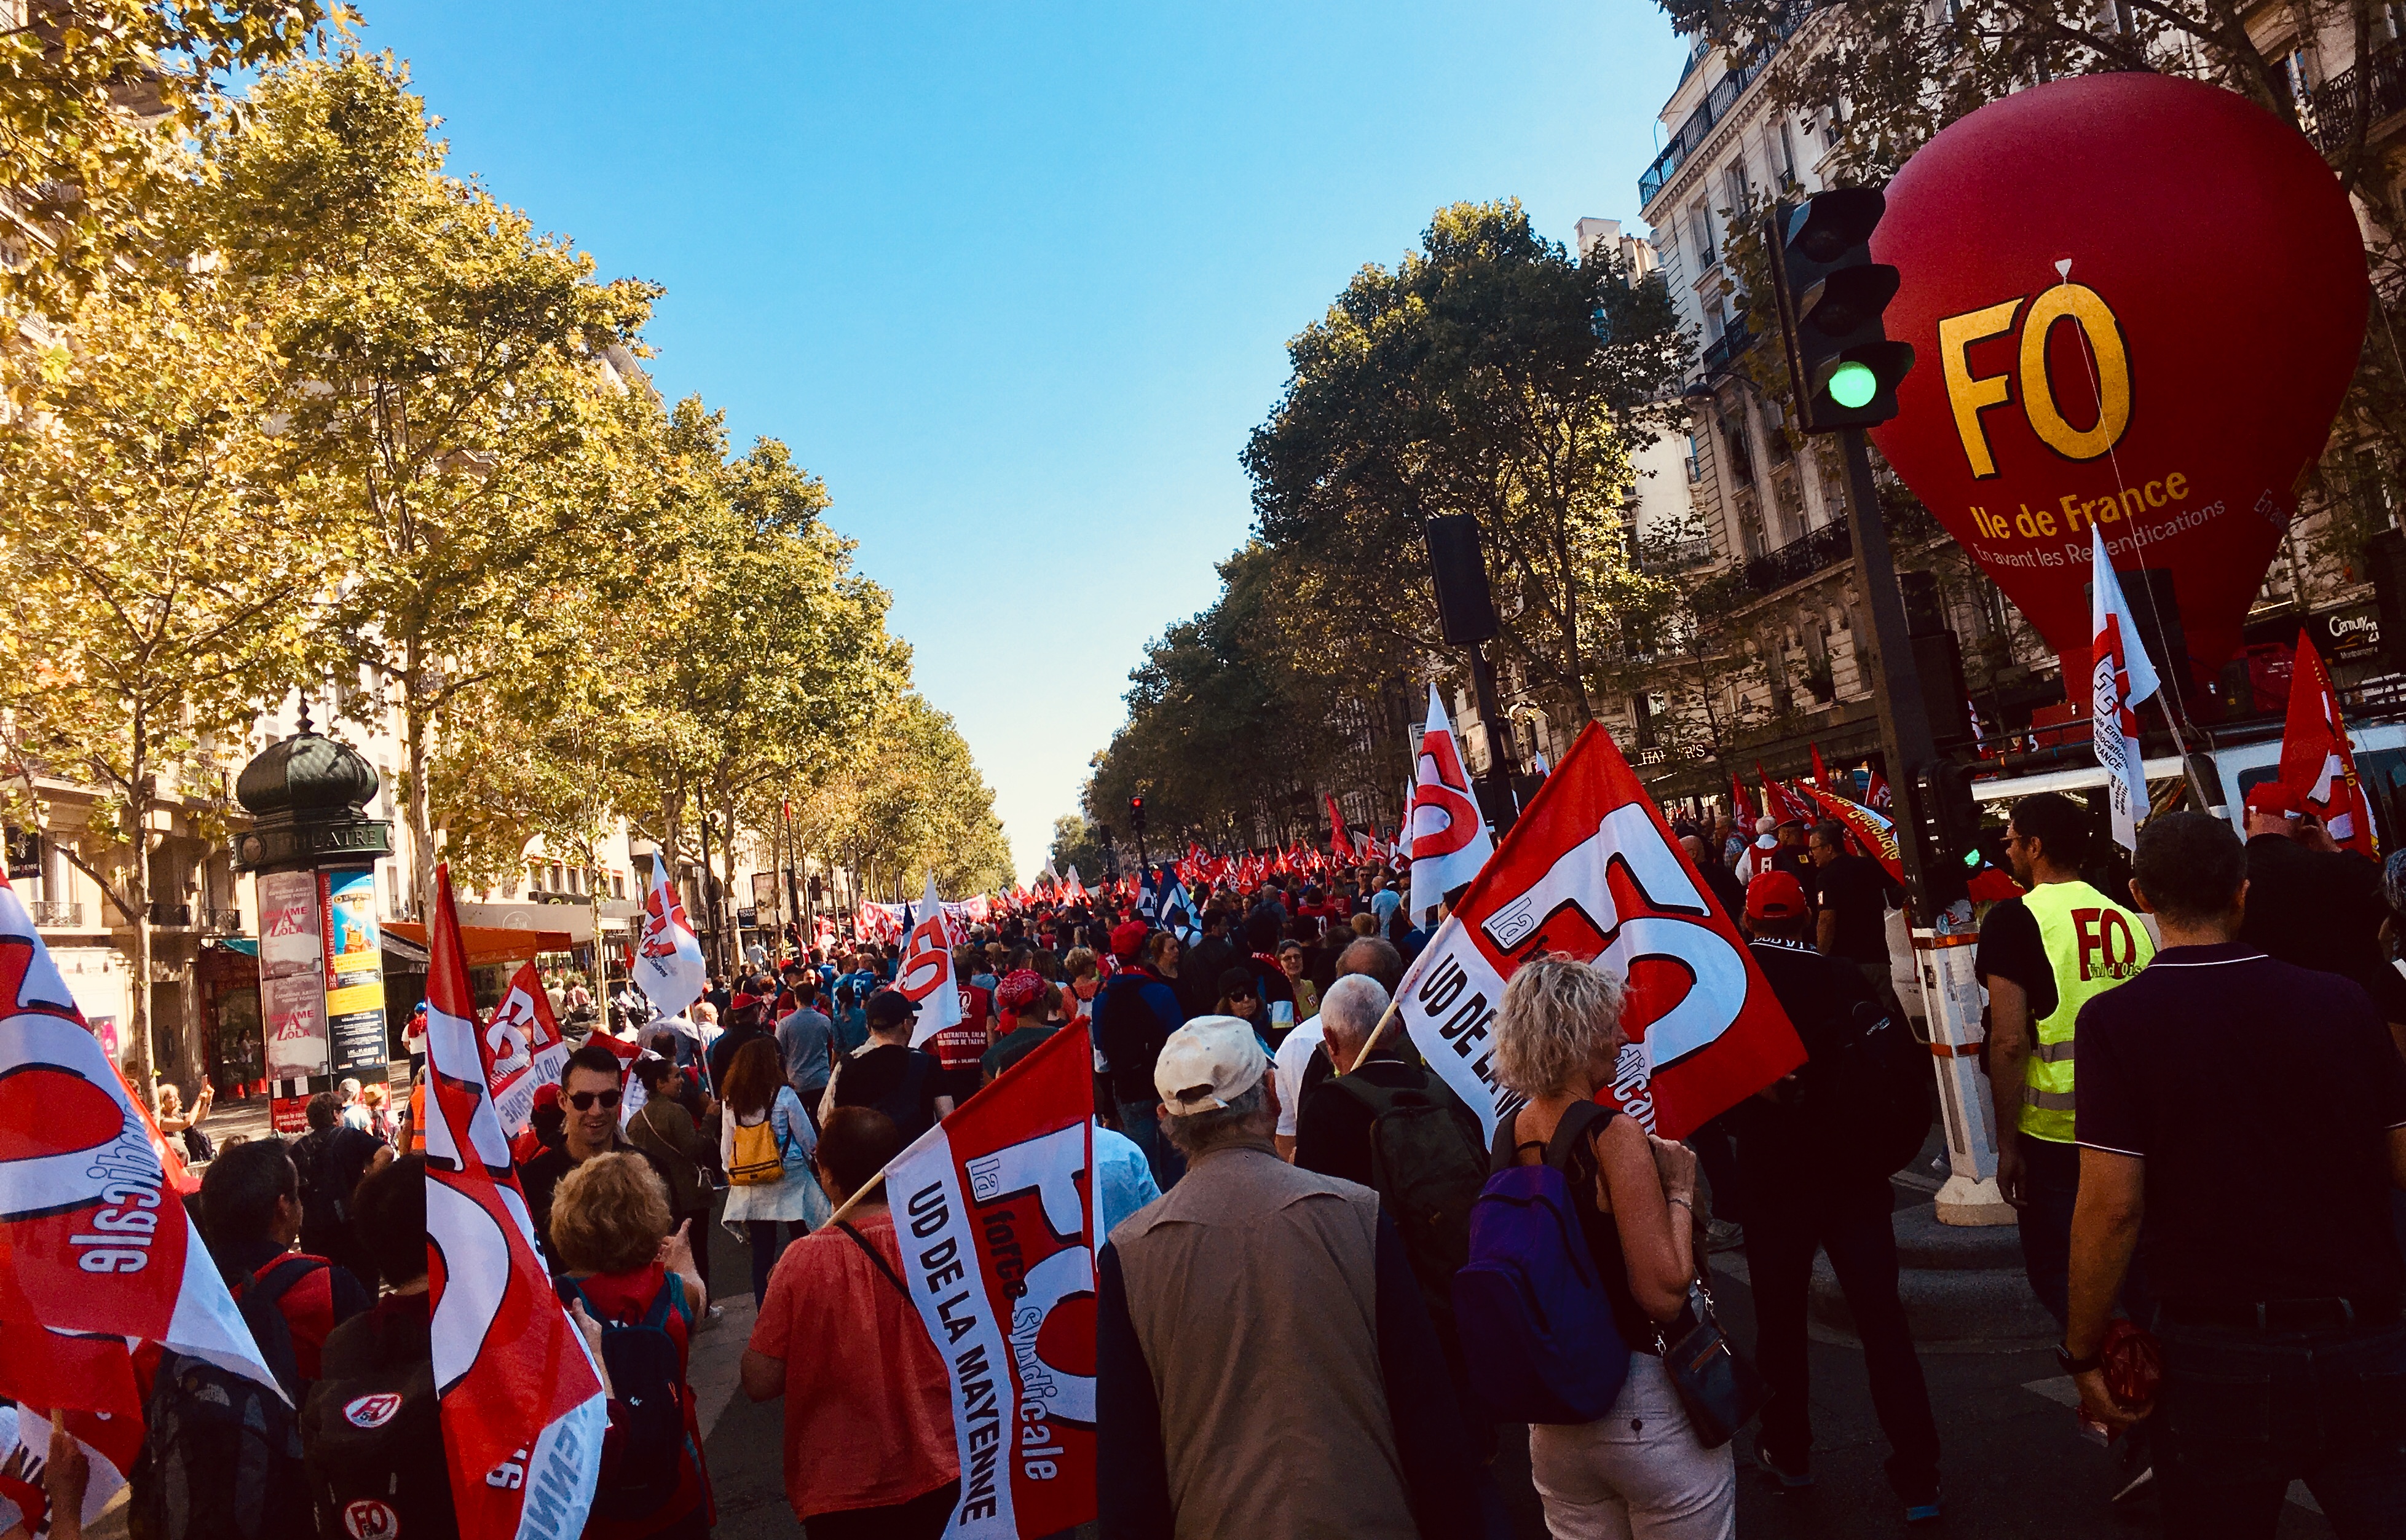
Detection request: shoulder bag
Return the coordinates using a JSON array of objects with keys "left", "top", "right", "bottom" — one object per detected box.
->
[{"left": 1654, "top": 1277, "right": 1769, "bottom": 1448}]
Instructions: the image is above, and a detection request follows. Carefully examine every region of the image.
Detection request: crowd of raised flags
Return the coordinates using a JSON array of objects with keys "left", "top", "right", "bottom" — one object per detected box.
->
[{"left": 0, "top": 622, "right": 2388, "bottom": 1539}]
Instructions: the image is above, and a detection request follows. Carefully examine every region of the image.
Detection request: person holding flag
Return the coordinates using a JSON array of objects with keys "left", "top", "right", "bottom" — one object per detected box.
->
[
  {"left": 2234, "top": 776, "right": 2406, "bottom": 1051},
  {"left": 636, "top": 854, "right": 712, "bottom": 1022}
]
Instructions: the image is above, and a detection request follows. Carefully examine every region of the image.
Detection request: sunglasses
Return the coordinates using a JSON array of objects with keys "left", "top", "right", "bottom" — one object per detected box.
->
[{"left": 567, "top": 1089, "right": 623, "bottom": 1112}]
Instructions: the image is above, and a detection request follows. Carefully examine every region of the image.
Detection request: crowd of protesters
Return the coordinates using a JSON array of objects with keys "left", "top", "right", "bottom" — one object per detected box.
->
[{"left": 49, "top": 788, "right": 2406, "bottom": 1540}]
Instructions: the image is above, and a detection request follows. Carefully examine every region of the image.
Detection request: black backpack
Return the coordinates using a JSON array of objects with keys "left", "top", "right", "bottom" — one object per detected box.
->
[
  {"left": 556, "top": 1274, "right": 690, "bottom": 1515},
  {"left": 299, "top": 1305, "right": 448, "bottom": 1540},
  {"left": 1804, "top": 990, "right": 1935, "bottom": 1183},
  {"left": 1327, "top": 1071, "right": 1489, "bottom": 1327},
  {"left": 128, "top": 1258, "right": 318, "bottom": 1540}
]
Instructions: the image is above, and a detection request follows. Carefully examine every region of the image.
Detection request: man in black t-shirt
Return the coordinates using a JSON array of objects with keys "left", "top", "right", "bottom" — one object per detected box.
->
[
  {"left": 291, "top": 1091, "right": 389, "bottom": 1294},
  {"left": 520, "top": 1044, "right": 673, "bottom": 1271},
  {"left": 830, "top": 989, "right": 953, "bottom": 1144},
  {"left": 1808, "top": 821, "right": 1907, "bottom": 1027},
  {"left": 2068, "top": 812, "right": 2406, "bottom": 1534},
  {"left": 2234, "top": 779, "right": 2406, "bottom": 1051}
]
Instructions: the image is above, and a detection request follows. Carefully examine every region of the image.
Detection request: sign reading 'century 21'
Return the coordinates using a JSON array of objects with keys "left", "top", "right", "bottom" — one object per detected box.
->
[{"left": 1869, "top": 73, "right": 2368, "bottom": 689}]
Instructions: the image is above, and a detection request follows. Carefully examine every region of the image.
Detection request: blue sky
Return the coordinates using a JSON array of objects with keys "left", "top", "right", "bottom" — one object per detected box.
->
[{"left": 360, "top": 1, "right": 1689, "bottom": 880}]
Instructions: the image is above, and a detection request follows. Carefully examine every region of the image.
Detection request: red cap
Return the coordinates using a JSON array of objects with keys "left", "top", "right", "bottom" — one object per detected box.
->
[
  {"left": 1110, "top": 920, "right": 1150, "bottom": 960},
  {"left": 729, "top": 991, "right": 762, "bottom": 1011},
  {"left": 2242, "top": 781, "right": 2299, "bottom": 817},
  {"left": 1745, "top": 870, "right": 1811, "bottom": 922},
  {"left": 531, "top": 1083, "right": 561, "bottom": 1112}
]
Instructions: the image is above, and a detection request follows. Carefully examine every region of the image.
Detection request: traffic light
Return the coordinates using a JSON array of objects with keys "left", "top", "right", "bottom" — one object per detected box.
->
[
  {"left": 1907, "top": 759, "right": 1982, "bottom": 880},
  {"left": 1127, "top": 794, "right": 1146, "bottom": 834},
  {"left": 1763, "top": 188, "right": 1915, "bottom": 432}
]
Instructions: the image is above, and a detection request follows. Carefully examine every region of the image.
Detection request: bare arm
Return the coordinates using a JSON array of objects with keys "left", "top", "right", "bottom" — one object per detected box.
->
[
  {"left": 1595, "top": 1116, "right": 1694, "bottom": 1322},
  {"left": 933, "top": 1095, "right": 957, "bottom": 1121},
  {"left": 1816, "top": 907, "right": 1838, "bottom": 955},
  {"left": 1987, "top": 975, "right": 2031, "bottom": 1206},
  {"left": 740, "top": 1349, "right": 784, "bottom": 1402},
  {"left": 2066, "top": 1148, "right": 2147, "bottom": 1427}
]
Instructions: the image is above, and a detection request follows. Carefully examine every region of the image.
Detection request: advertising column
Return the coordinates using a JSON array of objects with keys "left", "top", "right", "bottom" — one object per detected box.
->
[{"left": 259, "top": 867, "right": 331, "bottom": 1133}]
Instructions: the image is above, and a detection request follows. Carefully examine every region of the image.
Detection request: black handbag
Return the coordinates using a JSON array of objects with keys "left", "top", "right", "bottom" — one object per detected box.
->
[{"left": 1654, "top": 1281, "right": 1769, "bottom": 1448}]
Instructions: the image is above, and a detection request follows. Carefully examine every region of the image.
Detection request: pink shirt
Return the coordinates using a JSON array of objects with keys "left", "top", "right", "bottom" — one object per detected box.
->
[{"left": 749, "top": 1209, "right": 956, "bottom": 1518}]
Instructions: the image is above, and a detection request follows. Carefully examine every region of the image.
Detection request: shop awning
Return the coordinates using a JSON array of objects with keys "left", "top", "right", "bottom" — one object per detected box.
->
[{"left": 380, "top": 922, "right": 574, "bottom": 968}]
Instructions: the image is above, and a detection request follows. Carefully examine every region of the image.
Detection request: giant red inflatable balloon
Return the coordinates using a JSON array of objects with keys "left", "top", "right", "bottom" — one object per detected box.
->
[{"left": 1871, "top": 74, "right": 2367, "bottom": 690}]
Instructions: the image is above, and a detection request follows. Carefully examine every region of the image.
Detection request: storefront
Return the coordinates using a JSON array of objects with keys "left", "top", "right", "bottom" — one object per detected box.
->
[{"left": 198, "top": 939, "right": 264, "bottom": 1100}]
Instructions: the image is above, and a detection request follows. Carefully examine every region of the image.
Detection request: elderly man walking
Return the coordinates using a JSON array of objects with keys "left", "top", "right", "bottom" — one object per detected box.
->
[{"left": 1097, "top": 1016, "right": 1491, "bottom": 1539}]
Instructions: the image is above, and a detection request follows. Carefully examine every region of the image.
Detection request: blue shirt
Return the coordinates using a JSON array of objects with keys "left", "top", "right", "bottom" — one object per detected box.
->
[
  {"left": 1370, "top": 889, "right": 1402, "bottom": 926},
  {"left": 1094, "top": 1122, "right": 1162, "bottom": 1240}
]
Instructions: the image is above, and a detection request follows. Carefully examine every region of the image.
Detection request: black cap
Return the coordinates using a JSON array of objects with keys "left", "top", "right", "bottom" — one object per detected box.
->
[{"left": 866, "top": 989, "right": 919, "bottom": 1031}]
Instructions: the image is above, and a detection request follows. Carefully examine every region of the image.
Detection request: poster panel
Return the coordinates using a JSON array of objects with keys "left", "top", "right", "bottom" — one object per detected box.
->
[{"left": 320, "top": 867, "right": 387, "bottom": 1075}]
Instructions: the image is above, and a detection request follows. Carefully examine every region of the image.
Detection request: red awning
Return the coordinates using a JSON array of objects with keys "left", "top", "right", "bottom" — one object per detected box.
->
[{"left": 381, "top": 922, "right": 574, "bottom": 968}]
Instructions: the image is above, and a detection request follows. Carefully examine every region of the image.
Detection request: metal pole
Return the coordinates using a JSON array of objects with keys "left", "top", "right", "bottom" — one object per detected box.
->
[
  {"left": 1837, "top": 425, "right": 2008, "bottom": 1225},
  {"left": 1465, "top": 642, "right": 1519, "bottom": 836}
]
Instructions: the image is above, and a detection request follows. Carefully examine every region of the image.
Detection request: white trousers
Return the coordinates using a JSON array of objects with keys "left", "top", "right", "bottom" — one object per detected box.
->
[{"left": 1527, "top": 1352, "right": 1737, "bottom": 1540}]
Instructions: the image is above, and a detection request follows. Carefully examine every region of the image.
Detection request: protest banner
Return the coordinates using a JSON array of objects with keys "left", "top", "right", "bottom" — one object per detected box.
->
[
  {"left": 422, "top": 866, "right": 606, "bottom": 1540},
  {"left": 479, "top": 959, "right": 571, "bottom": 1139},
  {"left": 883, "top": 1023, "right": 1096, "bottom": 1539},
  {"left": 1798, "top": 782, "right": 1905, "bottom": 886},
  {"left": 2279, "top": 631, "right": 2378, "bottom": 857},
  {"left": 1389, "top": 724, "right": 1806, "bottom": 1142},
  {"left": 0, "top": 872, "right": 280, "bottom": 1528}
]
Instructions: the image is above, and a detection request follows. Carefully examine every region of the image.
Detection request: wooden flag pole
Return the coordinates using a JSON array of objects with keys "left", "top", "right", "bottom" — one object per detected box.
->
[
  {"left": 820, "top": 1168, "right": 887, "bottom": 1230},
  {"left": 1344, "top": 997, "right": 1404, "bottom": 1075}
]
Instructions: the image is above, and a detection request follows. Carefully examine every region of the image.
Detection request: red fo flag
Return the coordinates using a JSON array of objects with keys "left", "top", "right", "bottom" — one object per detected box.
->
[
  {"left": 634, "top": 853, "right": 708, "bottom": 1019},
  {"left": 1810, "top": 743, "right": 1834, "bottom": 792},
  {"left": 0, "top": 872, "right": 278, "bottom": 1530},
  {"left": 2279, "top": 633, "right": 2379, "bottom": 858},
  {"left": 882, "top": 1023, "right": 1097, "bottom": 1538},
  {"left": 1863, "top": 763, "right": 1893, "bottom": 810},
  {"left": 1392, "top": 725, "right": 1805, "bottom": 1142},
  {"left": 901, "top": 872, "right": 965, "bottom": 1046},
  {"left": 480, "top": 960, "right": 570, "bottom": 1139},
  {"left": 1728, "top": 772, "right": 1758, "bottom": 824},
  {"left": 1757, "top": 764, "right": 1816, "bottom": 826},
  {"left": 424, "top": 865, "right": 606, "bottom": 1540},
  {"left": 1327, "top": 794, "right": 1357, "bottom": 863}
]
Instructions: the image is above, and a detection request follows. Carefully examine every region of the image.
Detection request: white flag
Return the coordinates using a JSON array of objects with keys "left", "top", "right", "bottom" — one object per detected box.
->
[
  {"left": 633, "top": 853, "right": 709, "bottom": 1021},
  {"left": 2091, "top": 522, "right": 2161, "bottom": 853},
  {"left": 900, "top": 872, "right": 964, "bottom": 1046},
  {"left": 1409, "top": 683, "right": 1495, "bottom": 924}
]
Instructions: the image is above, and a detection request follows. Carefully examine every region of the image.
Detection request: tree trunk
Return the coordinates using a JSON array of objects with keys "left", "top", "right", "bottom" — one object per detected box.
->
[
  {"left": 126, "top": 826, "right": 154, "bottom": 1091},
  {"left": 403, "top": 641, "right": 438, "bottom": 921}
]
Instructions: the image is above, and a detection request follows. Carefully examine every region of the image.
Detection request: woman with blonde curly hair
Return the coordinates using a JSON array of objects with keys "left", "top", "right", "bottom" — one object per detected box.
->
[
  {"left": 1490, "top": 954, "right": 1729, "bottom": 1539},
  {"left": 551, "top": 1151, "right": 713, "bottom": 1539}
]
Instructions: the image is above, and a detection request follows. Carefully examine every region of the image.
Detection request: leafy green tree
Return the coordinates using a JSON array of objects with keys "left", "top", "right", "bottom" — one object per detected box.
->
[
  {"left": 0, "top": 0, "right": 340, "bottom": 309},
  {"left": 0, "top": 268, "right": 333, "bottom": 1083},
  {"left": 1244, "top": 200, "right": 1693, "bottom": 729},
  {"left": 189, "top": 53, "right": 658, "bottom": 918}
]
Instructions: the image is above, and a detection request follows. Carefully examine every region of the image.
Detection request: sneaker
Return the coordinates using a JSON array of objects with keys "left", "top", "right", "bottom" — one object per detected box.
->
[
  {"left": 695, "top": 1304, "right": 725, "bottom": 1332},
  {"left": 1903, "top": 1486, "right": 1943, "bottom": 1523},
  {"left": 1753, "top": 1432, "right": 1813, "bottom": 1490}
]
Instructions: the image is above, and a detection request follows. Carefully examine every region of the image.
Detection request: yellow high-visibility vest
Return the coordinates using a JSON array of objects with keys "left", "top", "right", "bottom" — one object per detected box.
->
[{"left": 2019, "top": 879, "right": 2153, "bottom": 1143}]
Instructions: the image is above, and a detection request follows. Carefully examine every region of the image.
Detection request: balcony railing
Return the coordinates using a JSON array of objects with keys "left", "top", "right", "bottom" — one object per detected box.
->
[
  {"left": 1739, "top": 519, "right": 1852, "bottom": 596},
  {"left": 32, "top": 901, "right": 83, "bottom": 928},
  {"left": 2299, "top": 42, "right": 2406, "bottom": 155},
  {"left": 149, "top": 902, "right": 192, "bottom": 928},
  {"left": 200, "top": 907, "right": 243, "bottom": 936},
  {"left": 1701, "top": 318, "right": 1756, "bottom": 379},
  {"left": 1639, "top": 1, "right": 1815, "bottom": 209}
]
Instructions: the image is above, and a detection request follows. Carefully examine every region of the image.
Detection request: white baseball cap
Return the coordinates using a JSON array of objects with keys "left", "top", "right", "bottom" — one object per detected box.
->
[{"left": 1153, "top": 1015, "right": 1268, "bottom": 1116}]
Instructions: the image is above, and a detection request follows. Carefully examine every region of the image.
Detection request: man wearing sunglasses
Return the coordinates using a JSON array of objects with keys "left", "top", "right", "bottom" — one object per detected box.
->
[{"left": 521, "top": 1042, "right": 674, "bottom": 1271}]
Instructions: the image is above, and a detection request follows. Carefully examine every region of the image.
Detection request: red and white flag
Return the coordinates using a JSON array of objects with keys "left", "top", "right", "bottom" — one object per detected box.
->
[
  {"left": 1757, "top": 764, "right": 1815, "bottom": 826},
  {"left": 1799, "top": 782, "right": 1904, "bottom": 886},
  {"left": 2279, "top": 631, "right": 2379, "bottom": 858},
  {"left": 1863, "top": 763, "right": 1893, "bottom": 811},
  {"left": 901, "top": 872, "right": 965, "bottom": 1047},
  {"left": 479, "top": 960, "right": 571, "bottom": 1139},
  {"left": 1728, "top": 771, "right": 1757, "bottom": 824},
  {"left": 423, "top": 866, "right": 606, "bottom": 1540},
  {"left": 634, "top": 853, "right": 708, "bottom": 1020},
  {"left": 882, "top": 1024, "right": 1096, "bottom": 1538},
  {"left": 1410, "top": 683, "right": 1494, "bottom": 924},
  {"left": 0, "top": 872, "right": 280, "bottom": 1529},
  {"left": 1391, "top": 725, "right": 1805, "bottom": 1142}
]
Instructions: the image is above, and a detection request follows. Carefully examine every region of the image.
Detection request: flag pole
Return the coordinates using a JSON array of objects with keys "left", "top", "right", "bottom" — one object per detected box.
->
[
  {"left": 821, "top": 1169, "right": 887, "bottom": 1229},
  {"left": 1343, "top": 997, "right": 1404, "bottom": 1075}
]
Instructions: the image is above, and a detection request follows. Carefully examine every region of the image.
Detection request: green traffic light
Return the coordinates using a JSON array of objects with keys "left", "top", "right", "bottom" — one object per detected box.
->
[{"left": 1828, "top": 360, "right": 1878, "bottom": 409}]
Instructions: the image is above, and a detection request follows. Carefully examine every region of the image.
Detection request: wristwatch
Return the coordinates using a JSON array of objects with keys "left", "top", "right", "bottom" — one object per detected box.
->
[{"left": 2054, "top": 1343, "right": 2103, "bottom": 1376}]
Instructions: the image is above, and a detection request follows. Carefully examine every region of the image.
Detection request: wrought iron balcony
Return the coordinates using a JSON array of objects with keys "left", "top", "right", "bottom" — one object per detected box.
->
[
  {"left": 1700, "top": 318, "right": 1756, "bottom": 379},
  {"left": 149, "top": 902, "right": 193, "bottom": 928},
  {"left": 200, "top": 907, "right": 243, "bottom": 936},
  {"left": 32, "top": 901, "right": 83, "bottom": 928},
  {"left": 1638, "top": 1, "right": 1816, "bottom": 209},
  {"left": 1738, "top": 519, "right": 1852, "bottom": 596},
  {"left": 2299, "top": 42, "right": 2406, "bottom": 155}
]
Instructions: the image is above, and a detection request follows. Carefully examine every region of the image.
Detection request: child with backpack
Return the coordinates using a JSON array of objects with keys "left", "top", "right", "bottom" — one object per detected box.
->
[
  {"left": 1456, "top": 956, "right": 1734, "bottom": 1539},
  {"left": 549, "top": 1153, "right": 713, "bottom": 1540}
]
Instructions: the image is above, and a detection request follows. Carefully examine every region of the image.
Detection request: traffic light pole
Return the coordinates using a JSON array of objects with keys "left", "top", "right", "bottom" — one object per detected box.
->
[
  {"left": 1838, "top": 425, "right": 2010, "bottom": 1225},
  {"left": 1465, "top": 641, "right": 1520, "bottom": 838}
]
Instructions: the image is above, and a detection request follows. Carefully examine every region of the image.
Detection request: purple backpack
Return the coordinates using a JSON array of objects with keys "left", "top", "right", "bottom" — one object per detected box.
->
[{"left": 1451, "top": 1099, "right": 1631, "bottom": 1424}]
